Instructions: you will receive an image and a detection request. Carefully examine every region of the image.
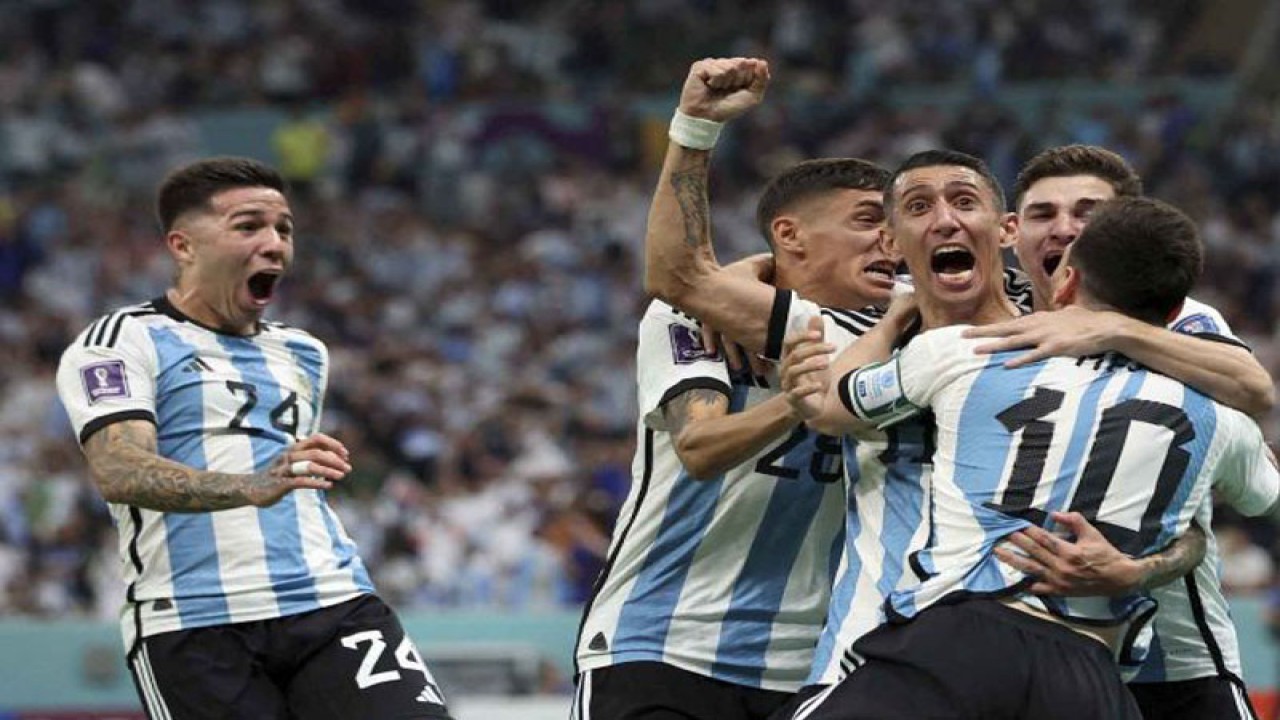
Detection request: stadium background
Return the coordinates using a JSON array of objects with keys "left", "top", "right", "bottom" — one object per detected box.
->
[{"left": 1, "top": 0, "right": 1279, "bottom": 717}]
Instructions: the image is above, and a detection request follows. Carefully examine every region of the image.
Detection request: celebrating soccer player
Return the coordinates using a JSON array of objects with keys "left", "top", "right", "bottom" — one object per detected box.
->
[{"left": 55, "top": 158, "right": 452, "bottom": 719}]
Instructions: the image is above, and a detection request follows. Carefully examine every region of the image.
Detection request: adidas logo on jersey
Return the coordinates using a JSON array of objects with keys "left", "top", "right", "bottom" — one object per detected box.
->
[
  {"left": 588, "top": 632, "right": 608, "bottom": 651},
  {"left": 182, "top": 357, "right": 213, "bottom": 373}
]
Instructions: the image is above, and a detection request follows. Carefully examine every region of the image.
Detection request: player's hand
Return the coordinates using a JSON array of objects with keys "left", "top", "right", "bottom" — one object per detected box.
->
[
  {"left": 255, "top": 433, "right": 352, "bottom": 507},
  {"left": 780, "top": 316, "right": 834, "bottom": 421},
  {"left": 962, "top": 306, "right": 1131, "bottom": 368},
  {"left": 994, "top": 511, "right": 1144, "bottom": 596},
  {"left": 678, "top": 57, "right": 770, "bottom": 123}
]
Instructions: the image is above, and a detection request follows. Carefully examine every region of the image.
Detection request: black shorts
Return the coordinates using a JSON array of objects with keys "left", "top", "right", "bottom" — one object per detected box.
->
[
  {"left": 793, "top": 598, "right": 1141, "bottom": 720},
  {"left": 1130, "top": 676, "right": 1258, "bottom": 720},
  {"left": 574, "top": 661, "right": 794, "bottom": 720},
  {"left": 128, "top": 594, "right": 452, "bottom": 720}
]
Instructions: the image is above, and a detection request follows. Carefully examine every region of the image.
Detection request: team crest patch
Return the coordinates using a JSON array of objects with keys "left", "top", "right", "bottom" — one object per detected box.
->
[
  {"left": 81, "top": 360, "right": 130, "bottom": 404},
  {"left": 1170, "top": 313, "right": 1220, "bottom": 335},
  {"left": 669, "top": 323, "right": 721, "bottom": 364}
]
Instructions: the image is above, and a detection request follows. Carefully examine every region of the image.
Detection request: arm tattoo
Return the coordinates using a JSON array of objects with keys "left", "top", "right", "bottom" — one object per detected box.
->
[
  {"left": 84, "top": 421, "right": 280, "bottom": 512},
  {"left": 1138, "top": 523, "right": 1207, "bottom": 591},
  {"left": 663, "top": 388, "right": 729, "bottom": 438},
  {"left": 670, "top": 153, "right": 712, "bottom": 250}
]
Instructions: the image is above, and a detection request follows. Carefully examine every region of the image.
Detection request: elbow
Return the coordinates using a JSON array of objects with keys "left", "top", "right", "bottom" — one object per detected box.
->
[
  {"left": 643, "top": 266, "right": 695, "bottom": 306},
  {"left": 803, "top": 415, "right": 848, "bottom": 438},
  {"left": 673, "top": 439, "right": 721, "bottom": 481},
  {"left": 1247, "top": 378, "right": 1277, "bottom": 421}
]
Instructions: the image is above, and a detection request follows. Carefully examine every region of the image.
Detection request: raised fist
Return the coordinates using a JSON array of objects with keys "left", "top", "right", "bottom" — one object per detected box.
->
[{"left": 678, "top": 57, "right": 770, "bottom": 123}]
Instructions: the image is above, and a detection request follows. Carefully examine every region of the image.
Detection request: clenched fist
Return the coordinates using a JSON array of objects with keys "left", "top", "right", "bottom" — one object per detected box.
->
[{"left": 678, "top": 57, "right": 770, "bottom": 123}]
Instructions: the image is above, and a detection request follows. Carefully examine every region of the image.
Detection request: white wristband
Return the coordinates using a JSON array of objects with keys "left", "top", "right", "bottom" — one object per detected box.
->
[{"left": 669, "top": 109, "right": 723, "bottom": 151}]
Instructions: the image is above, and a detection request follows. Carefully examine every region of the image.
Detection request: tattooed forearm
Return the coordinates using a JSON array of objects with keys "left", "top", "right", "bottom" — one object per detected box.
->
[
  {"left": 1136, "top": 524, "right": 1207, "bottom": 591},
  {"left": 84, "top": 421, "right": 280, "bottom": 512},
  {"left": 664, "top": 388, "right": 730, "bottom": 438},
  {"left": 670, "top": 153, "right": 712, "bottom": 250}
]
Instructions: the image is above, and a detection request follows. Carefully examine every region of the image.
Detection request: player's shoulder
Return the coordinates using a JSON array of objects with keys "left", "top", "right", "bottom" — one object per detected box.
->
[
  {"left": 1168, "top": 296, "right": 1228, "bottom": 335},
  {"left": 260, "top": 318, "right": 326, "bottom": 347},
  {"left": 910, "top": 324, "right": 972, "bottom": 349},
  {"left": 643, "top": 298, "right": 702, "bottom": 328},
  {"left": 819, "top": 303, "right": 884, "bottom": 337},
  {"left": 72, "top": 299, "right": 166, "bottom": 351}
]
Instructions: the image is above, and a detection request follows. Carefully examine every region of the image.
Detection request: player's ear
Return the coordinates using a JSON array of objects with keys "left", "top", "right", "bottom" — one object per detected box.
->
[
  {"left": 998, "top": 212, "right": 1018, "bottom": 249},
  {"left": 771, "top": 215, "right": 803, "bottom": 256},
  {"left": 1051, "top": 265, "right": 1079, "bottom": 309},
  {"left": 166, "top": 229, "right": 195, "bottom": 265}
]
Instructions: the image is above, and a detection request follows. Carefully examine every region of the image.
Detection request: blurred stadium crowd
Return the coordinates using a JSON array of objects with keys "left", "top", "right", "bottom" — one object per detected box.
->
[{"left": 1, "top": 0, "right": 1279, "bottom": 620}]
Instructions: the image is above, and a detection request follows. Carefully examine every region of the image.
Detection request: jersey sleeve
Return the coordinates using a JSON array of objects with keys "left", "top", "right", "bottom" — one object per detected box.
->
[
  {"left": 837, "top": 325, "right": 984, "bottom": 428},
  {"left": 636, "top": 300, "right": 732, "bottom": 431},
  {"left": 1211, "top": 409, "right": 1280, "bottom": 517},
  {"left": 56, "top": 315, "right": 159, "bottom": 445},
  {"left": 1169, "top": 297, "right": 1247, "bottom": 349},
  {"left": 761, "top": 288, "right": 880, "bottom": 360}
]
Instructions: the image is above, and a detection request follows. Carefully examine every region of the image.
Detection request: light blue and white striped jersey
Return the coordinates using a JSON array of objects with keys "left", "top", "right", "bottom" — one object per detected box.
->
[
  {"left": 1135, "top": 297, "right": 1280, "bottom": 684},
  {"left": 56, "top": 297, "right": 373, "bottom": 651},
  {"left": 574, "top": 299, "right": 848, "bottom": 692},
  {"left": 842, "top": 325, "right": 1277, "bottom": 667},
  {"left": 783, "top": 269, "right": 1035, "bottom": 685},
  {"left": 762, "top": 290, "right": 935, "bottom": 686}
]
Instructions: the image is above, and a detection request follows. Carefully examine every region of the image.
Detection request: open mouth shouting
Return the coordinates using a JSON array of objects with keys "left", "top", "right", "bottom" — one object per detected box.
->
[
  {"left": 1042, "top": 250, "right": 1064, "bottom": 277},
  {"left": 246, "top": 270, "right": 282, "bottom": 307},
  {"left": 930, "top": 244, "right": 976, "bottom": 289},
  {"left": 863, "top": 259, "right": 898, "bottom": 288}
]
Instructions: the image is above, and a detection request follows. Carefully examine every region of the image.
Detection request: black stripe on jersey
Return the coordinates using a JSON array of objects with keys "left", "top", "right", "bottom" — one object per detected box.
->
[
  {"left": 572, "top": 428, "right": 657, "bottom": 677},
  {"left": 84, "top": 306, "right": 159, "bottom": 348},
  {"left": 124, "top": 505, "right": 146, "bottom": 662},
  {"left": 1184, "top": 571, "right": 1231, "bottom": 678},
  {"left": 764, "top": 288, "right": 792, "bottom": 361},
  {"left": 1190, "top": 332, "right": 1251, "bottom": 352},
  {"left": 1003, "top": 267, "right": 1034, "bottom": 314},
  {"left": 79, "top": 410, "right": 156, "bottom": 446},
  {"left": 820, "top": 309, "right": 877, "bottom": 338},
  {"left": 83, "top": 316, "right": 108, "bottom": 348},
  {"left": 836, "top": 370, "right": 858, "bottom": 418},
  {"left": 823, "top": 305, "right": 884, "bottom": 325},
  {"left": 657, "top": 377, "right": 732, "bottom": 411}
]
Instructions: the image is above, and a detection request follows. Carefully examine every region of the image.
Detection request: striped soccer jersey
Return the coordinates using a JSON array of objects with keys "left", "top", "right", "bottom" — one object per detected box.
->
[
  {"left": 55, "top": 297, "right": 373, "bottom": 652},
  {"left": 1134, "top": 297, "right": 1280, "bottom": 684},
  {"left": 842, "top": 325, "right": 1278, "bottom": 667},
  {"left": 786, "top": 268, "right": 1034, "bottom": 686},
  {"left": 574, "top": 298, "right": 862, "bottom": 692}
]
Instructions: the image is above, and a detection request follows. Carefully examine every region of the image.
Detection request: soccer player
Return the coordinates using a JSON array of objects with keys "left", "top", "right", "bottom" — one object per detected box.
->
[
  {"left": 967, "top": 145, "right": 1276, "bottom": 719},
  {"left": 571, "top": 58, "right": 898, "bottom": 720},
  {"left": 782, "top": 187, "right": 1279, "bottom": 718},
  {"left": 55, "top": 158, "right": 451, "bottom": 719}
]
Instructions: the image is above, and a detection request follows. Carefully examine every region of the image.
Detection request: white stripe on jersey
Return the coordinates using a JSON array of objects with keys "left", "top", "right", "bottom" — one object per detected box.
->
[
  {"left": 766, "top": 290, "right": 935, "bottom": 687},
  {"left": 575, "top": 299, "right": 845, "bottom": 692},
  {"left": 56, "top": 298, "right": 371, "bottom": 647}
]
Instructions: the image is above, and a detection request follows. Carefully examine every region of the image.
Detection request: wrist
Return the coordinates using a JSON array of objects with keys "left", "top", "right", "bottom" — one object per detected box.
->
[{"left": 669, "top": 109, "right": 723, "bottom": 151}]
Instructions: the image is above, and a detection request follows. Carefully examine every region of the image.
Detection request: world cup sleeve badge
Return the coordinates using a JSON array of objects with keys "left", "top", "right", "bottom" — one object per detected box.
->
[{"left": 80, "top": 360, "right": 130, "bottom": 404}]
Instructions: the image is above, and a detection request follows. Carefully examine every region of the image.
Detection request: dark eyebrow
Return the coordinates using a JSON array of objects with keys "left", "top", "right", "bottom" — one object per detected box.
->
[
  {"left": 228, "top": 209, "right": 294, "bottom": 225},
  {"left": 1073, "top": 197, "right": 1105, "bottom": 210},
  {"left": 943, "top": 180, "right": 983, "bottom": 194},
  {"left": 1022, "top": 201, "right": 1058, "bottom": 215}
]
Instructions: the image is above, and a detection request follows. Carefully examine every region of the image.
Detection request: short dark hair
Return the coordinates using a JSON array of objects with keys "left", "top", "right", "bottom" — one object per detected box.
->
[
  {"left": 884, "top": 149, "right": 1006, "bottom": 216},
  {"left": 756, "top": 158, "right": 890, "bottom": 248},
  {"left": 1013, "top": 145, "right": 1143, "bottom": 205},
  {"left": 157, "top": 157, "right": 287, "bottom": 231},
  {"left": 1067, "top": 196, "right": 1201, "bottom": 325}
]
